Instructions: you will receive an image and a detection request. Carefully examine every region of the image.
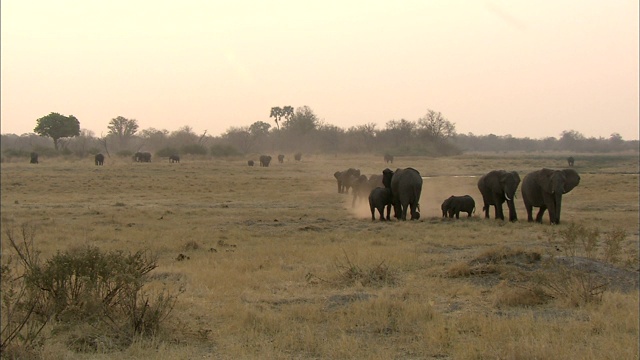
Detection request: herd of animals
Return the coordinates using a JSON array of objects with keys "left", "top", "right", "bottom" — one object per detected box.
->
[
  {"left": 27, "top": 151, "right": 579, "bottom": 225},
  {"left": 335, "top": 156, "right": 580, "bottom": 225}
]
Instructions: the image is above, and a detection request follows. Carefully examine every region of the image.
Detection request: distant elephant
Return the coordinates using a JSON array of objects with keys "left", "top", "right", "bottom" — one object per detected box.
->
[
  {"left": 521, "top": 168, "right": 580, "bottom": 225},
  {"left": 94, "top": 153, "right": 104, "bottom": 166},
  {"left": 334, "top": 168, "right": 361, "bottom": 194},
  {"left": 169, "top": 154, "right": 180, "bottom": 163},
  {"left": 248, "top": 160, "right": 255, "bottom": 166},
  {"left": 30, "top": 152, "right": 38, "bottom": 164},
  {"left": 134, "top": 152, "right": 151, "bottom": 162},
  {"left": 369, "top": 187, "right": 393, "bottom": 221},
  {"left": 259, "top": 155, "right": 272, "bottom": 167},
  {"left": 567, "top": 156, "right": 575, "bottom": 167},
  {"left": 294, "top": 152, "right": 302, "bottom": 161},
  {"left": 441, "top": 195, "right": 475, "bottom": 219},
  {"left": 278, "top": 154, "right": 285, "bottom": 163},
  {"left": 384, "top": 154, "right": 394, "bottom": 164},
  {"left": 477, "top": 170, "right": 521, "bottom": 221},
  {"left": 382, "top": 167, "right": 423, "bottom": 220},
  {"left": 351, "top": 175, "right": 370, "bottom": 207}
]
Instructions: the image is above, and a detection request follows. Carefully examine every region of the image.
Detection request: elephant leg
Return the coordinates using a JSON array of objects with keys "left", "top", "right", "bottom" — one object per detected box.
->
[
  {"left": 455, "top": 211, "right": 460, "bottom": 219},
  {"left": 483, "top": 203, "right": 490, "bottom": 218},
  {"left": 524, "top": 201, "right": 534, "bottom": 222},
  {"left": 535, "top": 206, "right": 546, "bottom": 223},
  {"left": 506, "top": 200, "right": 518, "bottom": 222},
  {"left": 494, "top": 204, "right": 504, "bottom": 220}
]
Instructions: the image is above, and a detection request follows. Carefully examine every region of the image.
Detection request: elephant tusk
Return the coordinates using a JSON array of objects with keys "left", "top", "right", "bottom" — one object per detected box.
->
[{"left": 504, "top": 192, "right": 512, "bottom": 201}]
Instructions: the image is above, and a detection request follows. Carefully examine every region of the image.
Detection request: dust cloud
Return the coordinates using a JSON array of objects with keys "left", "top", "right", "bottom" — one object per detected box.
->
[{"left": 347, "top": 176, "right": 483, "bottom": 220}]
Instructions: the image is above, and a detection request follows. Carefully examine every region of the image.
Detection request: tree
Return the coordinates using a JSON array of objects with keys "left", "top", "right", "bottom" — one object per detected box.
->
[
  {"left": 417, "top": 110, "right": 456, "bottom": 141},
  {"left": 107, "top": 116, "right": 139, "bottom": 148},
  {"left": 34, "top": 112, "right": 80, "bottom": 150},
  {"left": 283, "top": 106, "right": 319, "bottom": 135},
  {"left": 270, "top": 106, "right": 294, "bottom": 130}
]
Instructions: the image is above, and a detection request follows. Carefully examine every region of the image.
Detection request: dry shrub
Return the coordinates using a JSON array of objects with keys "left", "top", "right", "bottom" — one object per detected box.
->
[
  {"left": 334, "top": 252, "right": 399, "bottom": 287},
  {"left": 493, "top": 280, "right": 548, "bottom": 307}
]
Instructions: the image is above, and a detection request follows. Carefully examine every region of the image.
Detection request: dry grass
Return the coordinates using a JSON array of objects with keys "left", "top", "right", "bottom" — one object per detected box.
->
[{"left": 1, "top": 152, "right": 638, "bottom": 359}]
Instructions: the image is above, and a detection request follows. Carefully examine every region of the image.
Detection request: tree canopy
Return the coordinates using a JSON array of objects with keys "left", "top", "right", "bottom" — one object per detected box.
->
[
  {"left": 34, "top": 112, "right": 80, "bottom": 150},
  {"left": 107, "top": 116, "right": 139, "bottom": 147}
]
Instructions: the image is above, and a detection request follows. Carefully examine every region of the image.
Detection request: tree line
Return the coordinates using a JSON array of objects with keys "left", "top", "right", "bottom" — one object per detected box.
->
[{"left": 1, "top": 108, "right": 637, "bottom": 160}]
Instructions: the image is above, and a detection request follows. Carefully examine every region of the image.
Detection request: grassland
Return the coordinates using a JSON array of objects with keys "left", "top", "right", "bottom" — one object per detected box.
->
[{"left": 1, "top": 152, "right": 638, "bottom": 359}]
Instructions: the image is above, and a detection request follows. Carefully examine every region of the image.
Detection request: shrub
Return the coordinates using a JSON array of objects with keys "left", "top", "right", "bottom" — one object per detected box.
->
[
  {"left": 156, "top": 147, "right": 180, "bottom": 158},
  {"left": 210, "top": 144, "right": 240, "bottom": 157},
  {"left": 181, "top": 144, "right": 208, "bottom": 155}
]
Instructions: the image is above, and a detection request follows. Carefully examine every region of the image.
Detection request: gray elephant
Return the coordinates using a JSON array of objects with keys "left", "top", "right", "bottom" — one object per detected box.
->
[
  {"left": 278, "top": 154, "right": 285, "bottom": 163},
  {"left": 384, "top": 154, "right": 394, "bottom": 164},
  {"left": 369, "top": 187, "right": 392, "bottom": 221},
  {"left": 259, "top": 155, "right": 272, "bottom": 167},
  {"left": 294, "top": 152, "right": 302, "bottom": 161},
  {"left": 30, "top": 152, "right": 38, "bottom": 164},
  {"left": 521, "top": 168, "right": 580, "bottom": 225},
  {"left": 382, "top": 167, "right": 423, "bottom": 220},
  {"left": 351, "top": 175, "right": 370, "bottom": 207},
  {"left": 441, "top": 195, "right": 475, "bottom": 219},
  {"left": 169, "top": 154, "right": 180, "bottom": 163},
  {"left": 94, "top": 153, "right": 105, "bottom": 166},
  {"left": 134, "top": 151, "right": 152, "bottom": 162},
  {"left": 567, "top": 156, "right": 575, "bottom": 167},
  {"left": 248, "top": 160, "right": 255, "bottom": 166},
  {"left": 477, "top": 170, "right": 521, "bottom": 221},
  {"left": 334, "top": 168, "right": 361, "bottom": 194}
]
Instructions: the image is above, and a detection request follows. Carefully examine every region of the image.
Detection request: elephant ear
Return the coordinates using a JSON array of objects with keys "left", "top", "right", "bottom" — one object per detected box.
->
[
  {"left": 334, "top": 171, "right": 342, "bottom": 180},
  {"left": 537, "top": 169, "right": 555, "bottom": 194},
  {"left": 561, "top": 169, "right": 580, "bottom": 193}
]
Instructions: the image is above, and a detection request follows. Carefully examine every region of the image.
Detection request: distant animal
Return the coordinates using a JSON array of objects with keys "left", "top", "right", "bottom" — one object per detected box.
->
[
  {"left": 384, "top": 154, "right": 394, "bottom": 164},
  {"left": 441, "top": 195, "right": 475, "bottom": 219},
  {"left": 134, "top": 151, "right": 152, "bottom": 163},
  {"left": 248, "top": 160, "right": 255, "bottom": 166},
  {"left": 369, "top": 187, "right": 393, "bottom": 221},
  {"left": 334, "top": 168, "right": 361, "bottom": 194},
  {"left": 30, "top": 152, "right": 38, "bottom": 164},
  {"left": 350, "top": 175, "right": 369, "bottom": 207},
  {"left": 169, "top": 154, "right": 180, "bottom": 163},
  {"left": 477, "top": 170, "right": 521, "bottom": 221},
  {"left": 294, "top": 152, "right": 302, "bottom": 161},
  {"left": 521, "top": 168, "right": 580, "bottom": 225},
  {"left": 94, "top": 153, "right": 104, "bottom": 166},
  {"left": 567, "top": 156, "right": 575, "bottom": 167},
  {"left": 278, "top": 154, "right": 285, "bottom": 163},
  {"left": 259, "top": 155, "right": 272, "bottom": 167},
  {"left": 382, "top": 167, "right": 423, "bottom": 220}
]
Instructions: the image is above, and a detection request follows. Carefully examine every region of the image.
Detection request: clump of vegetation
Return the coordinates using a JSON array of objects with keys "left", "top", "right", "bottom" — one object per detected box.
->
[
  {"left": 181, "top": 144, "right": 207, "bottom": 155},
  {"left": 156, "top": 147, "right": 180, "bottom": 158},
  {"left": 210, "top": 144, "right": 240, "bottom": 157},
  {"left": 307, "top": 251, "right": 398, "bottom": 288},
  {"left": 1, "top": 224, "right": 182, "bottom": 356}
]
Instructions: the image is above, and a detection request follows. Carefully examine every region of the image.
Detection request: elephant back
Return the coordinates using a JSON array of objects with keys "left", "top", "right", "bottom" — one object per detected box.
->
[{"left": 390, "top": 167, "right": 423, "bottom": 203}]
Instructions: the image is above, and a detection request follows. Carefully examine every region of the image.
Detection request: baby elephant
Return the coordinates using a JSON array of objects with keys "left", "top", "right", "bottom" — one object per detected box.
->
[
  {"left": 369, "top": 187, "right": 393, "bottom": 221},
  {"left": 441, "top": 195, "right": 476, "bottom": 219}
]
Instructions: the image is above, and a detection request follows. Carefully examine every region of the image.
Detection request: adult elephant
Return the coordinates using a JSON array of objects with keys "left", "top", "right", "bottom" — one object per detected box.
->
[
  {"left": 94, "top": 153, "right": 105, "bottom": 166},
  {"left": 259, "top": 155, "right": 272, "bottom": 167},
  {"left": 567, "top": 156, "right": 575, "bottom": 167},
  {"left": 134, "top": 152, "right": 151, "bottom": 162},
  {"left": 334, "top": 168, "right": 361, "bottom": 194},
  {"left": 521, "top": 168, "right": 580, "bottom": 225},
  {"left": 277, "top": 154, "right": 285, "bottom": 163},
  {"left": 384, "top": 154, "right": 394, "bottom": 164},
  {"left": 169, "top": 154, "right": 180, "bottom": 163},
  {"left": 382, "top": 168, "right": 423, "bottom": 220},
  {"left": 477, "top": 170, "right": 521, "bottom": 221},
  {"left": 30, "top": 152, "right": 39, "bottom": 164},
  {"left": 294, "top": 152, "right": 302, "bottom": 161}
]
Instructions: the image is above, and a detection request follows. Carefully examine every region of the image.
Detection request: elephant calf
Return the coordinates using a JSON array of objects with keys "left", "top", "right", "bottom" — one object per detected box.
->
[
  {"left": 369, "top": 187, "right": 392, "bottom": 221},
  {"left": 441, "top": 195, "right": 475, "bottom": 219}
]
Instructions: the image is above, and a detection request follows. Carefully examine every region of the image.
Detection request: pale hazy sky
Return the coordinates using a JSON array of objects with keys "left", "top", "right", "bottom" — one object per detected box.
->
[{"left": 2, "top": 1, "right": 638, "bottom": 140}]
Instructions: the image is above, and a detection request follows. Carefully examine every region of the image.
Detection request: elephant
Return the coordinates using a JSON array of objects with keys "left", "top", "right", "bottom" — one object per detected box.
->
[
  {"left": 334, "top": 168, "right": 361, "bottom": 194},
  {"left": 30, "top": 152, "right": 39, "bottom": 164},
  {"left": 94, "top": 153, "right": 105, "bottom": 166},
  {"left": 248, "top": 160, "right": 255, "bottom": 166},
  {"left": 369, "top": 187, "right": 393, "bottom": 221},
  {"left": 441, "top": 195, "right": 475, "bottom": 219},
  {"left": 278, "top": 154, "right": 285, "bottom": 163},
  {"left": 382, "top": 167, "right": 423, "bottom": 220},
  {"left": 259, "top": 155, "right": 272, "bottom": 167},
  {"left": 294, "top": 152, "right": 302, "bottom": 161},
  {"left": 169, "top": 154, "right": 180, "bottom": 163},
  {"left": 521, "top": 168, "right": 580, "bottom": 225},
  {"left": 567, "top": 156, "right": 575, "bottom": 167},
  {"left": 384, "top": 154, "right": 394, "bottom": 164},
  {"left": 477, "top": 170, "right": 521, "bottom": 221},
  {"left": 134, "top": 152, "right": 151, "bottom": 162}
]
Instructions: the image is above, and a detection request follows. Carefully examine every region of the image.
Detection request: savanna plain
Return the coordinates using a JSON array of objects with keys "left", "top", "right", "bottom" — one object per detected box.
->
[{"left": 1, "top": 152, "right": 639, "bottom": 359}]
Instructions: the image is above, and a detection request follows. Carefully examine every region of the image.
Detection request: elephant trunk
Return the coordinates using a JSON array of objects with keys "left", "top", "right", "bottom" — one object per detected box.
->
[
  {"left": 552, "top": 192, "right": 562, "bottom": 224},
  {"left": 506, "top": 198, "right": 518, "bottom": 222}
]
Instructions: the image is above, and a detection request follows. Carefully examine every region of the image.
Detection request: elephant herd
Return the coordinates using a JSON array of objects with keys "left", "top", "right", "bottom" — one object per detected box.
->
[{"left": 336, "top": 166, "right": 581, "bottom": 225}]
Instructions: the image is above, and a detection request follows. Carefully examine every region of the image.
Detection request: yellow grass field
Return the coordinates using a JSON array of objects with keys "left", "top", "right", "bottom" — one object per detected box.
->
[{"left": 1, "top": 152, "right": 638, "bottom": 359}]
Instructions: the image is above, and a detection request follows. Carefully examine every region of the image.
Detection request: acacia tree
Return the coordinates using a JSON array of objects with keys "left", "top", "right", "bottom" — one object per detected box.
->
[
  {"left": 107, "top": 116, "right": 139, "bottom": 149},
  {"left": 34, "top": 112, "right": 81, "bottom": 150}
]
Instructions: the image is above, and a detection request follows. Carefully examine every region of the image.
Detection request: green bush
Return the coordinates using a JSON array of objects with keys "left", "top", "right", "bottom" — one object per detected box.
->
[
  {"left": 181, "top": 144, "right": 208, "bottom": 155},
  {"left": 156, "top": 147, "right": 180, "bottom": 158},
  {"left": 210, "top": 144, "right": 240, "bottom": 157}
]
